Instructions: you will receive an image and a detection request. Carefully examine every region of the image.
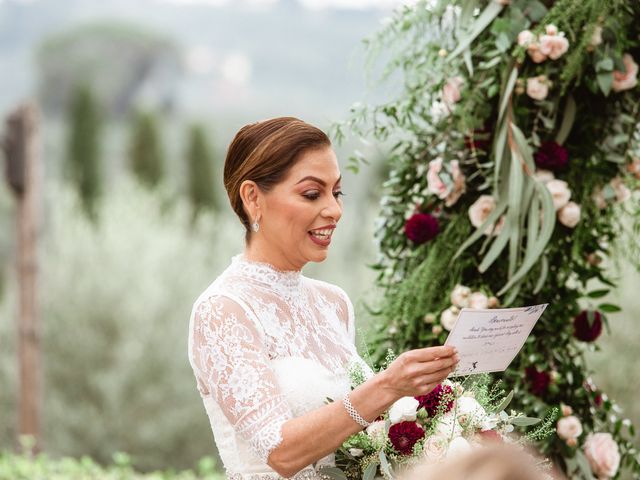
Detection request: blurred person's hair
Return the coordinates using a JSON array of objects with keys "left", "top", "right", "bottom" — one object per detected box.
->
[
  {"left": 401, "top": 444, "right": 558, "bottom": 480},
  {"left": 223, "top": 117, "right": 331, "bottom": 242}
]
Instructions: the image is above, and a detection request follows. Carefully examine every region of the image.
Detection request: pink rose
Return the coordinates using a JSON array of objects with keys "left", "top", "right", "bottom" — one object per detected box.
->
[
  {"left": 527, "top": 75, "right": 550, "bottom": 100},
  {"left": 584, "top": 433, "right": 620, "bottom": 479},
  {"left": 539, "top": 33, "right": 569, "bottom": 60},
  {"left": 556, "top": 415, "right": 583, "bottom": 440},
  {"left": 527, "top": 43, "right": 548, "bottom": 63},
  {"left": 443, "top": 76, "right": 464, "bottom": 108},
  {"left": 468, "top": 195, "right": 502, "bottom": 235},
  {"left": 612, "top": 53, "right": 638, "bottom": 92},
  {"left": 517, "top": 30, "right": 535, "bottom": 47},
  {"left": 426, "top": 158, "right": 466, "bottom": 207},
  {"left": 558, "top": 201, "right": 581, "bottom": 228},
  {"left": 545, "top": 24, "right": 558, "bottom": 36}
]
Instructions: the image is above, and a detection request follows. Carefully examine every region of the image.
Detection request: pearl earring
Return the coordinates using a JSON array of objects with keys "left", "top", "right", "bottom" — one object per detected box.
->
[{"left": 252, "top": 221, "right": 260, "bottom": 232}]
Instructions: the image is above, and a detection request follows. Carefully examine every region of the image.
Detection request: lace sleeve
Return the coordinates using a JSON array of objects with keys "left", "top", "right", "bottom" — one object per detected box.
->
[
  {"left": 334, "top": 286, "right": 356, "bottom": 345},
  {"left": 189, "top": 294, "right": 293, "bottom": 463}
]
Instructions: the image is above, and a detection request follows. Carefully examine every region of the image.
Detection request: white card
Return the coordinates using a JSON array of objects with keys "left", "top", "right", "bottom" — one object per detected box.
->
[{"left": 444, "top": 303, "right": 548, "bottom": 376}]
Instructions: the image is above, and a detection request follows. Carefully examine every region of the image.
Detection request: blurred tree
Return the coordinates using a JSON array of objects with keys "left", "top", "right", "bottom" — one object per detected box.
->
[
  {"left": 36, "top": 22, "right": 181, "bottom": 119},
  {"left": 186, "top": 125, "right": 218, "bottom": 215},
  {"left": 128, "top": 111, "right": 165, "bottom": 189},
  {"left": 66, "top": 84, "right": 102, "bottom": 219}
]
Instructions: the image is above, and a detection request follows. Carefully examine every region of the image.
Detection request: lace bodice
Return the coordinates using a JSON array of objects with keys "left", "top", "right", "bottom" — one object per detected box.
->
[{"left": 187, "top": 253, "right": 372, "bottom": 479}]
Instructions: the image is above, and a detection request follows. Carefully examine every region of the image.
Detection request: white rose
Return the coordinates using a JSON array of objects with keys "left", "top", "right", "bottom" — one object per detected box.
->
[
  {"left": 450, "top": 285, "right": 471, "bottom": 308},
  {"left": 527, "top": 75, "right": 550, "bottom": 100},
  {"left": 469, "top": 292, "right": 489, "bottom": 310},
  {"left": 468, "top": 195, "right": 502, "bottom": 235},
  {"left": 422, "top": 433, "right": 449, "bottom": 462},
  {"left": 558, "top": 201, "right": 581, "bottom": 228},
  {"left": 440, "top": 307, "right": 459, "bottom": 331},
  {"left": 534, "top": 169, "right": 555, "bottom": 184},
  {"left": 389, "top": 396, "right": 420, "bottom": 425},
  {"left": 456, "top": 396, "right": 488, "bottom": 429},
  {"left": 546, "top": 179, "right": 572, "bottom": 210},
  {"left": 430, "top": 100, "right": 450, "bottom": 121},
  {"left": 349, "top": 448, "right": 364, "bottom": 457},
  {"left": 556, "top": 415, "right": 583, "bottom": 440},
  {"left": 435, "top": 412, "right": 463, "bottom": 439},
  {"left": 366, "top": 420, "right": 387, "bottom": 448},
  {"left": 517, "top": 30, "right": 535, "bottom": 47},
  {"left": 446, "top": 436, "right": 472, "bottom": 459},
  {"left": 584, "top": 433, "right": 621, "bottom": 479}
]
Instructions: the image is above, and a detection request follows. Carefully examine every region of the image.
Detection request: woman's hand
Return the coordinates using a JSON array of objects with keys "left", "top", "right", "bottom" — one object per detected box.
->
[{"left": 379, "top": 345, "right": 459, "bottom": 399}]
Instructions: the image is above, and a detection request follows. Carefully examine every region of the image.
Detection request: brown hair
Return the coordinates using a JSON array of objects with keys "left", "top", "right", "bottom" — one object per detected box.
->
[
  {"left": 400, "top": 444, "right": 558, "bottom": 480},
  {"left": 223, "top": 117, "right": 331, "bottom": 242}
]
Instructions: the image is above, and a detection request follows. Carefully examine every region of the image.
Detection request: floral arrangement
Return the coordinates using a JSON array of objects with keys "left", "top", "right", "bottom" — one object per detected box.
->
[
  {"left": 322, "top": 365, "right": 555, "bottom": 480},
  {"left": 334, "top": 0, "right": 640, "bottom": 477}
]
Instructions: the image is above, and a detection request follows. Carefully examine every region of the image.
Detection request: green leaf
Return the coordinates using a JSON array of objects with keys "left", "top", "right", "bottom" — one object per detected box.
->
[
  {"left": 453, "top": 197, "right": 508, "bottom": 260},
  {"left": 448, "top": 1, "right": 505, "bottom": 60},
  {"left": 523, "top": 0, "right": 547, "bottom": 21},
  {"left": 597, "top": 72, "right": 613, "bottom": 96},
  {"left": 555, "top": 95, "right": 576, "bottom": 145},
  {"left": 575, "top": 450, "right": 596, "bottom": 480},
  {"left": 319, "top": 467, "right": 348, "bottom": 480},
  {"left": 507, "top": 148, "right": 523, "bottom": 278},
  {"left": 498, "top": 66, "right": 518, "bottom": 125},
  {"left": 494, "top": 390, "right": 514, "bottom": 413},
  {"left": 363, "top": 462, "right": 378, "bottom": 480},
  {"left": 463, "top": 48, "right": 474, "bottom": 76},
  {"left": 479, "top": 216, "right": 511, "bottom": 272},
  {"left": 379, "top": 452, "right": 394, "bottom": 478},
  {"left": 533, "top": 254, "right": 548, "bottom": 294},
  {"left": 587, "top": 289, "right": 610, "bottom": 299},
  {"left": 511, "top": 416, "right": 541, "bottom": 427},
  {"left": 598, "top": 303, "right": 622, "bottom": 313},
  {"left": 596, "top": 57, "right": 614, "bottom": 72}
]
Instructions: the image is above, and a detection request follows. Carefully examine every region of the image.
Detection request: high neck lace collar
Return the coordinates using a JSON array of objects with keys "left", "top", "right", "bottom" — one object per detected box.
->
[{"left": 231, "top": 253, "right": 303, "bottom": 290}]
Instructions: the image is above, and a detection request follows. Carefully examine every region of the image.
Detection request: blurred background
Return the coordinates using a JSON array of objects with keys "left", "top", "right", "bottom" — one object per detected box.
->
[{"left": 0, "top": 0, "right": 637, "bottom": 475}]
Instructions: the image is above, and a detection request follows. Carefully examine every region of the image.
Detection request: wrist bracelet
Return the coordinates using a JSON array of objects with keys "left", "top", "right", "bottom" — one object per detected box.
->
[{"left": 343, "top": 392, "right": 371, "bottom": 428}]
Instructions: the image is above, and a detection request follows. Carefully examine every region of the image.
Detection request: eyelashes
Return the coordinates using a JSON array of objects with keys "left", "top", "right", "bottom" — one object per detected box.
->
[{"left": 303, "top": 191, "right": 345, "bottom": 201}]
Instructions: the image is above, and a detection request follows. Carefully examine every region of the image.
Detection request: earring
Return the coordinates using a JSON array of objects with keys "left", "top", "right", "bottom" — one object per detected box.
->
[{"left": 252, "top": 221, "right": 260, "bottom": 232}]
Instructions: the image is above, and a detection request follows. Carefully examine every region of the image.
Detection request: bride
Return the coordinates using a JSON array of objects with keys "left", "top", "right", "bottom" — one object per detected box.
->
[{"left": 187, "top": 117, "right": 459, "bottom": 479}]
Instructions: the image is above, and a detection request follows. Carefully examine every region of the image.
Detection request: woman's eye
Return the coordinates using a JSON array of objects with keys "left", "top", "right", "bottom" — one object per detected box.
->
[
  {"left": 333, "top": 190, "right": 345, "bottom": 199},
  {"left": 302, "top": 190, "right": 346, "bottom": 201}
]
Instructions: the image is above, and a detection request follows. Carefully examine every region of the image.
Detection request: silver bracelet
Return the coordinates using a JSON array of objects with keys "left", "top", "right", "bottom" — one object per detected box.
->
[{"left": 343, "top": 392, "right": 371, "bottom": 428}]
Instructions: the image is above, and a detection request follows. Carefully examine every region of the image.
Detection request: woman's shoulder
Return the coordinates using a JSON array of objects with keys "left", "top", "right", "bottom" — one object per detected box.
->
[{"left": 304, "top": 276, "right": 351, "bottom": 304}]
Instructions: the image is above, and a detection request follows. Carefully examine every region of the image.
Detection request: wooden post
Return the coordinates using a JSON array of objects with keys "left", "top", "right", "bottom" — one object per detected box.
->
[{"left": 2, "top": 102, "right": 42, "bottom": 454}]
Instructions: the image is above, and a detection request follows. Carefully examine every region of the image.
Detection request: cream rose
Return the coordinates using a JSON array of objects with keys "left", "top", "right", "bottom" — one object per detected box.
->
[
  {"left": 589, "top": 25, "right": 603, "bottom": 48},
  {"left": 556, "top": 415, "right": 583, "bottom": 440},
  {"left": 527, "top": 43, "right": 548, "bottom": 63},
  {"left": 527, "top": 75, "right": 550, "bottom": 100},
  {"left": 517, "top": 30, "right": 535, "bottom": 47},
  {"left": 584, "top": 433, "right": 621, "bottom": 479},
  {"left": 534, "top": 169, "right": 555, "bottom": 184},
  {"left": 436, "top": 412, "right": 463, "bottom": 439},
  {"left": 422, "top": 433, "right": 449, "bottom": 462},
  {"left": 456, "top": 396, "right": 488, "bottom": 429},
  {"left": 450, "top": 284, "right": 471, "bottom": 308},
  {"left": 546, "top": 179, "right": 572, "bottom": 210},
  {"left": 468, "top": 195, "right": 503, "bottom": 235},
  {"left": 446, "top": 436, "right": 472, "bottom": 459},
  {"left": 469, "top": 292, "right": 489, "bottom": 309},
  {"left": 389, "top": 396, "right": 420, "bottom": 425},
  {"left": 539, "top": 33, "right": 569, "bottom": 60},
  {"left": 558, "top": 201, "right": 581, "bottom": 228},
  {"left": 440, "top": 307, "right": 459, "bottom": 331},
  {"left": 609, "top": 176, "right": 631, "bottom": 203},
  {"left": 443, "top": 76, "right": 464, "bottom": 108},
  {"left": 612, "top": 53, "right": 638, "bottom": 93},
  {"left": 366, "top": 420, "right": 387, "bottom": 448}
]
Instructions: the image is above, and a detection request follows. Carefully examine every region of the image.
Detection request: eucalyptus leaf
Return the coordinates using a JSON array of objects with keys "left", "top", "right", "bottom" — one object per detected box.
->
[
  {"left": 511, "top": 416, "right": 541, "bottom": 426},
  {"left": 597, "top": 72, "right": 613, "bottom": 96},
  {"left": 494, "top": 390, "right": 514, "bottom": 413},
  {"left": 479, "top": 216, "right": 511, "bottom": 272},
  {"left": 448, "top": 1, "right": 505, "bottom": 60},
  {"left": 507, "top": 149, "right": 523, "bottom": 278},
  {"left": 498, "top": 66, "right": 518, "bottom": 124},
  {"left": 533, "top": 255, "right": 548, "bottom": 294},
  {"left": 575, "top": 450, "right": 596, "bottom": 480},
  {"left": 453, "top": 198, "right": 508, "bottom": 260},
  {"left": 364, "top": 462, "right": 378, "bottom": 480},
  {"left": 555, "top": 95, "right": 576, "bottom": 145},
  {"left": 379, "top": 451, "right": 394, "bottom": 478},
  {"left": 318, "top": 467, "right": 348, "bottom": 480}
]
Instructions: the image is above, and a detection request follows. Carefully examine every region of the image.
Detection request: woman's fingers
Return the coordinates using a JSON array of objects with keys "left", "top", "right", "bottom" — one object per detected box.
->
[
  {"left": 416, "top": 355, "right": 459, "bottom": 375},
  {"left": 412, "top": 345, "right": 457, "bottom": 363}
]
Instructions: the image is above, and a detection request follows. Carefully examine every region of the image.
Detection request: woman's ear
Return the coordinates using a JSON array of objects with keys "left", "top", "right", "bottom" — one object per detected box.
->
[{"left": 239, "top": 180, "right": 261, "bottom": 222}]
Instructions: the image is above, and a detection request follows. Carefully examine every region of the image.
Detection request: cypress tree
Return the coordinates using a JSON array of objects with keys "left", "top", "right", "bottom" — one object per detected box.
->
[
  {"left": 186, "top": 124, "right": 217, "bottom": 214},
  {"left": 66, "top": 84, "right": 102, "bottom": 218},
  {"left": 128, "top": 111, "right": 164, "bottom": 188}
]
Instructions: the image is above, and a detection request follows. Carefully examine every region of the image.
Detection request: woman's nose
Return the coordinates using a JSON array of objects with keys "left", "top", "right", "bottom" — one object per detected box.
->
[{"left": 323, "top": 196, "right": 342, "bottom": 222}]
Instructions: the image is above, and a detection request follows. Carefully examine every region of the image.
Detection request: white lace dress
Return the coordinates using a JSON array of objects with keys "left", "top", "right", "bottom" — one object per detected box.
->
[{"left": 187, "top": 254, "right": 373, "bottom": 479}]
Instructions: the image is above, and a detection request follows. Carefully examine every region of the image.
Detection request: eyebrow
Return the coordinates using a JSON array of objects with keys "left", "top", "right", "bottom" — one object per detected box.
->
[{"left": 295, "top": 175, "right": 342, "bottom": 187}]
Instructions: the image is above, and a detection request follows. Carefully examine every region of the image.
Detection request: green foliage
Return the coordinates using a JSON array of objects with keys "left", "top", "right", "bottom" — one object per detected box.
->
[
  {"left": 186, "top": 124, "right": 218, "bottom": 215},
  {"left": 128, "top": 110, "right": 165, "bottom": 188},
  {"left": 66, "top": 84, "right": 102, "bottom": 219},
  {"left": 0, "top": 449, "right": 223, "bottom": 480}
]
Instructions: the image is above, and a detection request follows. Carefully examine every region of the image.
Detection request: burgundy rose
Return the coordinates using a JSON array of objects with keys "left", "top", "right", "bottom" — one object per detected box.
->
[
  {"left": 415, "top": 383, "right": 454, "bottom": 417},
  {"left": 388, "top": 421, "right": 425, "bottom": 455},
  {"left": 594, "top": 393, "right": 603, "bottom": 407},
  {"left": 534, "top": 141, "right": 569, "bottom": 171},
  {"left": 525, "top": 366, "right": 551, "bottom": 397},
  {"left": 404, "top": 213, "right": 440, "bottom": 244},
  {"left": 573, "top": 310, "right": 603, "bottom": 342}
]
